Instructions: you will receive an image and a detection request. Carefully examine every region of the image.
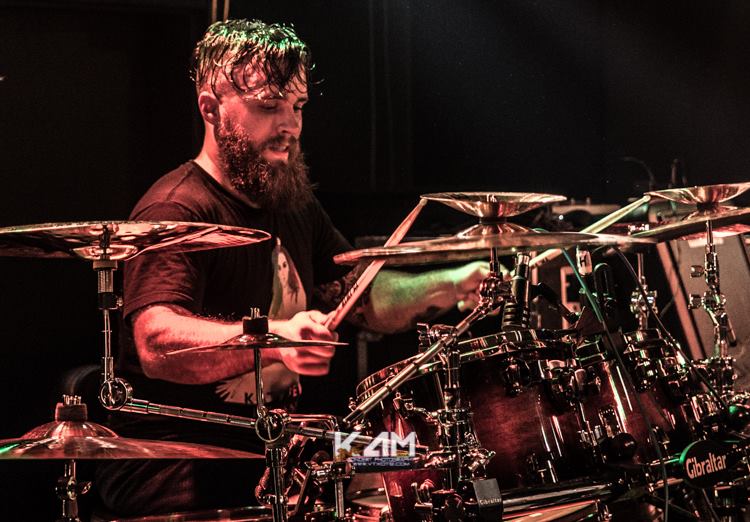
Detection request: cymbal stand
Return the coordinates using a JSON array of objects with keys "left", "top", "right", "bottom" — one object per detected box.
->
[
  {"left": 55, "top": 458, "right": 91, "bottom": 522},
  {"left": 689, "top": 219, "right": 737, "bottom": 393},
  {"left": 249, "top": 310, "right": 353, "bottom": 522},
  {"left": 92, "top": 233, "right": 133, "bottom": 410}
]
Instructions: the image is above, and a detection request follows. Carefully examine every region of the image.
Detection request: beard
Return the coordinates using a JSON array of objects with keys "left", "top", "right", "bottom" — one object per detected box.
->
[{"left": 215, "top": 118, "right": 313, "bottom": 212}]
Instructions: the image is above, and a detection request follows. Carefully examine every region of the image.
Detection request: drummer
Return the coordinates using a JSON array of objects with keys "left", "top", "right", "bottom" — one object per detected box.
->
[{"left": 96, "top": 19, "right": 489, "bottom": 517}]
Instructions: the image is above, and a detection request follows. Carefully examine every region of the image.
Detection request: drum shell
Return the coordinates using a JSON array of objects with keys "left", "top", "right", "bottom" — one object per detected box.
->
[
  {"left": 355, "top": 337, "right": 583, "bottom": 491},
  {"left": 577, "top": 332, "right": 680, "bottom": 465},
  {"left": 461, "top": 353, "right": 583, "bottom": 489}
]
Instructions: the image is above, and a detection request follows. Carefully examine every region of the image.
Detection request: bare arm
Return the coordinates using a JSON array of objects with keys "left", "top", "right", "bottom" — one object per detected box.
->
[
  {"left": 133, "top": 305, "right": 337, "bottom": 385},
  {"left": 316, "top": 260, "right": 491, "bottom": 334}
]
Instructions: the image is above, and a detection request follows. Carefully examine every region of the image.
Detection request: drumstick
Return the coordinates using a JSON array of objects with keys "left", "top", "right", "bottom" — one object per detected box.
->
[
  {"left": 528, "top": 194, "right": 651, "bottom": 268},
  {"left": 324, "top": 198, "right": 428, "bottom": 331}
]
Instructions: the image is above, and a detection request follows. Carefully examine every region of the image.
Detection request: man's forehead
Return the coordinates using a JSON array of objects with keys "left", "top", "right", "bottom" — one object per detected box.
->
[{"left": 236, "top": 61, "right": 307, "bottom": 99}]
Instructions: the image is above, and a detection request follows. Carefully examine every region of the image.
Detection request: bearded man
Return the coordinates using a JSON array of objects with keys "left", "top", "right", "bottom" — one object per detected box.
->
[{"left": 96, "top": 19, "right": 488, "bottom": 517}]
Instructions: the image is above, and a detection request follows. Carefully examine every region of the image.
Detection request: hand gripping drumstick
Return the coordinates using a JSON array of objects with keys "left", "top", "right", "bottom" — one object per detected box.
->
[
  {"left": 324, "top": 199, "right": 428, "bottom": 331},
  {"left": 528, "top": 194, "right": 651, "bottom": 268}
]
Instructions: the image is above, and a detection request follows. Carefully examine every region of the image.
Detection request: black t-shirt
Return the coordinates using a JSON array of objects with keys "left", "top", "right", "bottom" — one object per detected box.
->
[{"left": 119, "top": 161, "right": 352, "bottom": 418}]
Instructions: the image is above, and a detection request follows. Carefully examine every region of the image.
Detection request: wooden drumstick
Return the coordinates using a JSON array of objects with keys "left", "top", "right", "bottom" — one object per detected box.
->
[
  {"left": 529, "top": 194, "right": 651, "bottom": 268},
  {"left": 324, "top": 198, "right": 428, "bottom": 331}
]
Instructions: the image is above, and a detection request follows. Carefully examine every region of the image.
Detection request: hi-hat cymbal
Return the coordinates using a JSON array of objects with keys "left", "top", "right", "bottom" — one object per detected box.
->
[
  {"left": 420, "top": 192, "right": 566, "bottom": 218},
  {"left": 632, "top": 207, "right": 750, "bottom": 242},
  {"left": 647, "top": 182, "right": 750, "bottom": 206},
  {"left": 166, "top": 333, "right": 348, "bottom": 356},
  {"left": 0, "top": 420, "right": 262, "bottom": 460},
  {"left": 334, "top": 228, "right": 655, "bottom": 266},
  {"left": 0, "top": 221, "right": 270, "bottom": 261}
]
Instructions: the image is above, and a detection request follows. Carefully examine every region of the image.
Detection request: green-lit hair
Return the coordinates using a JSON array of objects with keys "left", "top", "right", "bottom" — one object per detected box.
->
[{"left": 191, "top": 19, "right": 312, "bottom": 96}]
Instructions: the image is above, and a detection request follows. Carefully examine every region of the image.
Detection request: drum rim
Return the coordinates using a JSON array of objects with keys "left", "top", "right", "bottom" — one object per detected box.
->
[{"left": 354, "top": 330, "right": 573, "bottom": 400}]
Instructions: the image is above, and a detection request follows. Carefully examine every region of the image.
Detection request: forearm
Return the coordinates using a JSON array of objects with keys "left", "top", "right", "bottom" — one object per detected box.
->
[
  {"left": 134, "top": 305, "right": 282, "bottom": 385},
  {"left": 363, "top": 269, "right": 458, "bottom": 333}
]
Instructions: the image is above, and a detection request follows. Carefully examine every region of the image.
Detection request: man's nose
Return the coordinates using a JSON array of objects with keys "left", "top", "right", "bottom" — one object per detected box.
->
[{"left": 277, "top": 106, "right": 302, "bottom": 136}]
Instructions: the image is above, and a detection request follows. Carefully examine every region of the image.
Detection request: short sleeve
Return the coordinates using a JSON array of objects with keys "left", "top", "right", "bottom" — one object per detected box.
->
[
  {"left": 311, "top": 200, "right": 353, "bottom": 286},
  {"left": 123, "top": 202, "right": 210, "bottom": 319}
]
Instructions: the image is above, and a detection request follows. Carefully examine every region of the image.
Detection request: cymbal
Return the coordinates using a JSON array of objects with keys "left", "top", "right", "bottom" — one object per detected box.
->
[
  {"left": 420, "top": 192, "right": 566, "bottom": 218},
  {"left": 166, "top": 333, "right": 348, "bottom": 356},
  {"left": 0, "top": 420, "right": 262, "bottom": 460},
  {"left": 0, "top": 221, "right": 270, "bottom": 261},
  {"left": 334, "top": 227, "right": 655, "bottom": 266},
  {"left": 647, "top": 182, "right": 750, "bottom": 206},
  {"left": 632, "top": 207, "right": 750, "bottom": 242}
]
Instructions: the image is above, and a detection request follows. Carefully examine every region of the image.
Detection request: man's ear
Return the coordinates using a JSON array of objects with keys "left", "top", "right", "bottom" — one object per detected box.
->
[{"left": 197, "top": 91, "right": 220, "bottom": 126}]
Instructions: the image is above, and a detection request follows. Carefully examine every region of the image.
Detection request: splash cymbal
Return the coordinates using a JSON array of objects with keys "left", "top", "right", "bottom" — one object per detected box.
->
[
  {"left": 420, "top": 192, "right": 566, "bottom": 218},
  {"left": 0, "top": 221, "right": 270, "bottom": 261},
  {"left": 166, "top": 333, "right": 348, "bottom": 356},
  {"left": 647, "top": 182, "right": 750, "bottom": 206}
]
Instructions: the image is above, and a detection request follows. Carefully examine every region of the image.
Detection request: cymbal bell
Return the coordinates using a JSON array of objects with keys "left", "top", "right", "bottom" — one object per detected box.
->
[
  {"left": 632, "top": 207, "right": 750, "bottom": 242},
  {"left": 334, "top": 226, "right": 655, "bottom": 266},
  {"left": 647, "top": 182, "right": 750, "bottom": 206},
  {"left": 167, "top": 333, "right": 348, "bottom": 356},
  {"left": 420, "top": 192, "right": 566, "bottom": 218},
  {"left": 0, "top": 420, "right": 262, "bottom": 460},
  {"left": 0, "top": 221, "right": 270, "bottom": 261}
]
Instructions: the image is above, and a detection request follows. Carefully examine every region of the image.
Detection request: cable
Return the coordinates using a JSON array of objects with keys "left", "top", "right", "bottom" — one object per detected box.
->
[{"left": 561, "top": 249, "right": 670, "bottom": 521}]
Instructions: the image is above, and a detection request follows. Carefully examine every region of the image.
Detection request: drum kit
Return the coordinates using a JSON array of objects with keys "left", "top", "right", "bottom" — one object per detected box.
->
[{"left": 2, "top": 183, "right": 750, "bottom": 521}]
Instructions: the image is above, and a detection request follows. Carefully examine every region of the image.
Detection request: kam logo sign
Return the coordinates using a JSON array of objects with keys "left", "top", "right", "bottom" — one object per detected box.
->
[{"left": 333, "top": 431, "right": 417, "bottom": 459}]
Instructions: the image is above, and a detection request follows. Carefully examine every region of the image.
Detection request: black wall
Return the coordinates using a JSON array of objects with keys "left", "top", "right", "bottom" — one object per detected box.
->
[{"left": 1, "top": 0, "right": 750, "bottom": 518}]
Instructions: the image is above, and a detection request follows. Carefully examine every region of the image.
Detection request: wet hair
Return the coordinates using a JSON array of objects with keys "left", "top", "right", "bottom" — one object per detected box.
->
[{"left": 191, "top": 19, "right": 312, "bottom": 97}]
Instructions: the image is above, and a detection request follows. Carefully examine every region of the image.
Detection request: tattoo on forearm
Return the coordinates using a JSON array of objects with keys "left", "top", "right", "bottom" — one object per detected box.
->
[{"left": 314, "top": 267, "right": 372, "bottom": 327}]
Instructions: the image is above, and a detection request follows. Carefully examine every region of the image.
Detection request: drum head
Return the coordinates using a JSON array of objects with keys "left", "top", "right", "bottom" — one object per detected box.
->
[{"left": 100, "top": 506, "right": 271, "bottom": 521}]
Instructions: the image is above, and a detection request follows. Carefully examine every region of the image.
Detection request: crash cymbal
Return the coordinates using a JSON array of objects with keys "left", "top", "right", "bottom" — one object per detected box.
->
[
  {"left": 632, "top": 207, "right": 750, "bottom": 242},
  {"left": 166, "top": 332, "right": 348, "bottom": 356},
  {"left": 0, "top": 420, "right": 262, "bottom": 460},
  {"left": 420, "top": 192, "right": 566, "bottom": 218},
  {"left": 0, "top": 221, "right": 270, "bottom": 261},
  {"left": 647, "top": 182, "right": 750, "bottom": 206},
  {"left": 334, "top": 228, "right": 655, "bottom": 266}
]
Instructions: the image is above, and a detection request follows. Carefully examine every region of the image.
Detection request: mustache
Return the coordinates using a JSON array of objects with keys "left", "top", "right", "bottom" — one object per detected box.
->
[{"left": 260, "top": 135, "right": 299, "bottom": 151}]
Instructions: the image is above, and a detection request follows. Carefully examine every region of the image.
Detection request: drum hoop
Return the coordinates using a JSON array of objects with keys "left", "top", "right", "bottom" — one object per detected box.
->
[{"left": 355, "top": 331, "right": 573, "bottom": 401}]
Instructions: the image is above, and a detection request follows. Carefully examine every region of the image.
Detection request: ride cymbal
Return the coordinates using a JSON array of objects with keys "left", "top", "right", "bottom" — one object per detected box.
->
[
  {"left": 420, "top": 192, "right": 566, "bottom": 218},
  {"left": 334, "top": 227, "right": 655, "bottom": 266},
  {"left": 0, "top": 221, "right": 270, "bottom": 261}
]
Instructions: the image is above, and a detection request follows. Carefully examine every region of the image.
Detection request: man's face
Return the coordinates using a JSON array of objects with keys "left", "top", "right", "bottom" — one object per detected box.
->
[
  {"left": 213, "top": 66, "right": 313, "bottom": 210},
  {"left": 219, "top": 65, "right": 307, "bottom": 165}
]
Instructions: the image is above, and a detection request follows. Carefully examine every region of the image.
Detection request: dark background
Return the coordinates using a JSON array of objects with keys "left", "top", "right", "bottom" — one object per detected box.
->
[{"left": 1, "top": 0, "right": 750, "bottom": 519}]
